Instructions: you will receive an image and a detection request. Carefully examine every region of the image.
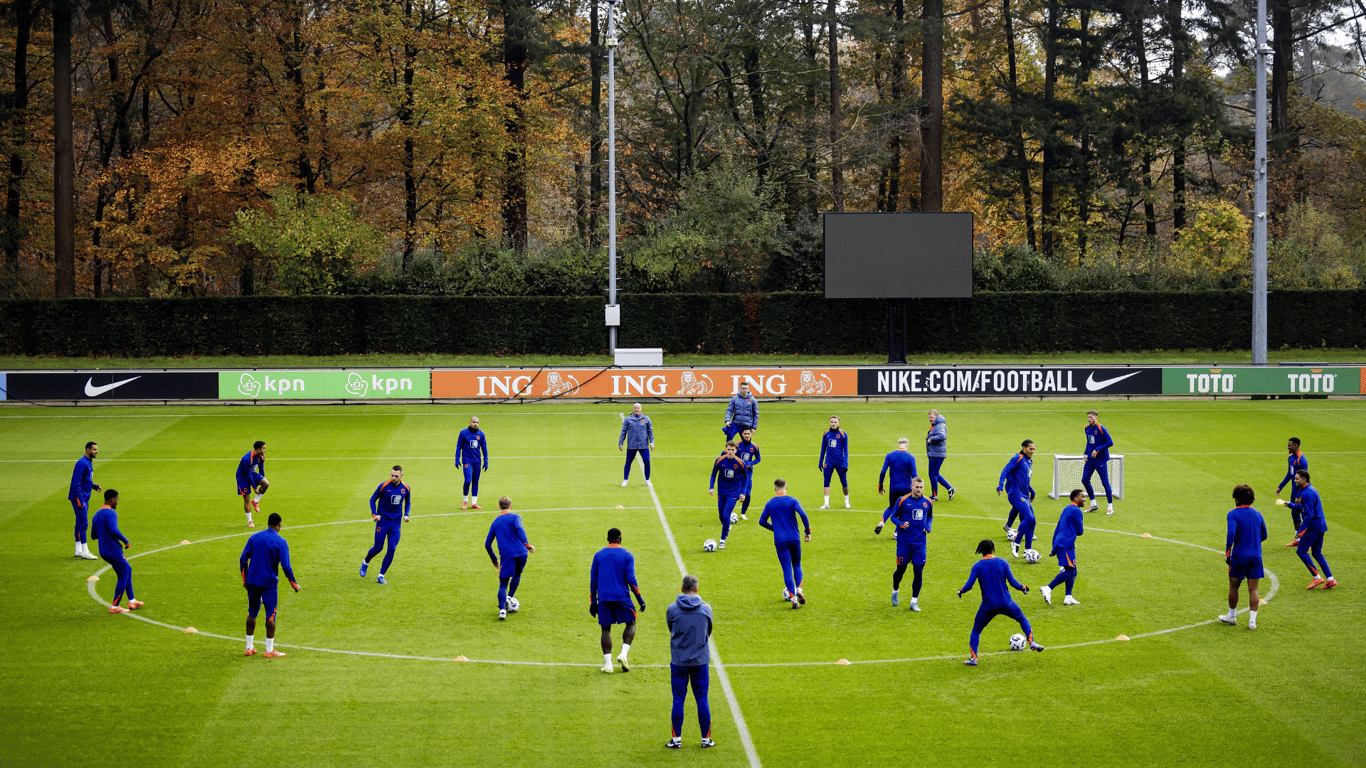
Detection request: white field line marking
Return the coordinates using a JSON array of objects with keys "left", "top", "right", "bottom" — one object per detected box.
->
[
  {"left": 83, "top": 507, "right": 1278, "bottom": 674},
  {"left": 17, "top": 450, "right": 1366, "bottom": 464},
  {"left": 622, "top": 414, "right": 762, "bottom": 768}
]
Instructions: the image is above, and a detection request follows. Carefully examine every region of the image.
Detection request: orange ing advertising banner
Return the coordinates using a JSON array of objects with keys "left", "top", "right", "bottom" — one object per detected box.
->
[{"left": 431, "top": 368, "right": 859, "bottom": 399}]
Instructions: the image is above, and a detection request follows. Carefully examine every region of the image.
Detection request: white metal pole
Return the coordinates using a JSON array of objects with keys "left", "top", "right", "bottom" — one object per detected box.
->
[
  {"left": 1252, "top": 0, "right": 1269, "bottom": 365},
  {"left": 606, "top": 0, "right": 619, "bottom": 356}
]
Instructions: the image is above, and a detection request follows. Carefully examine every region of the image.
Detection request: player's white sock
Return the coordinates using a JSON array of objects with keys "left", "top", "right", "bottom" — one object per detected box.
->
[
  {"left": 75, "top": 542, "right": 82, "bottom": 557},
  {"left": 1249, "top": 610, "right": 1258, "bottom": 625},
  {"left": 911, "top": 597, "right": 918, "bottom": 605},
  {"left": 1225, "top": 608, "right": 1237, "bottom": 621},
  {"left": 604, "top": 652, "right": 613, "bottom": 667},
  {"left": 246, "top": 634, "right": 254, "bottom": 650},
  {"left": 253, "top": 493, "right": 262, "bottom": 502},
  {"left": 265, "top": 637, "right": 274, "bottom": 653},
  {"left": 472, "top": 496, "right": 478, "bottom": 506},
  {"left": 245, "top": 512, "right": 253, "bottom": 524},
  {"left": 620, "top": 643, "right": 630, "bottom": 660},
  {"left": 844, "top": 494, "right": 850, "bottom": 506},
  {"left": 823, "top": 494, "right": 830, "bottom": 505}
]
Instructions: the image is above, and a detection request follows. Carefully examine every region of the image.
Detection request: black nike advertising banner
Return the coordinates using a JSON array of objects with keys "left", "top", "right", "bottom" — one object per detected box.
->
[
  {"left": 856, "top": 367, "right": 1163, "bottom": 396},
  {"left": 2, "top": 371, "right": 219, "bottom": 401}
]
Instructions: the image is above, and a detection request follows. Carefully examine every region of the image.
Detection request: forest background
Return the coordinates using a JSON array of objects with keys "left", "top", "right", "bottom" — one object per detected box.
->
[{"left": 1, "top": 0, "right": 1364, "bottom": 300}]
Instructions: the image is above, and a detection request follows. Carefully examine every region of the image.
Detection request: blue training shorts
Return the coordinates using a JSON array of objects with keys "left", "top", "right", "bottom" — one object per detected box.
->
[
  {"left": 1228, "top": 557, "right": 1264, "bottom": 580},
  {"left": 499, "top": 554, "right": 528, "bottom": 579},
  {"left": 246, "top": 585, "right": 279, "bottom": 620},
  {"left": 597, "top": 600, "right": 636, "bottom": 627},
  {"left": 1055, "top": 548, "right": 1077, "bottom": 568},
  {"left": 896, "top": 540, "right": 926, "bottom": 566},
  {"left": 822, "top": 465, "right": 848, "bottom": 487}
]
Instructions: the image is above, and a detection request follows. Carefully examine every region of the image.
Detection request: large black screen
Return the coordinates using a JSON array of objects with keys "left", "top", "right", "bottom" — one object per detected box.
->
[{"left": 823, "top": 212, "right": 973, "bottom": 298}]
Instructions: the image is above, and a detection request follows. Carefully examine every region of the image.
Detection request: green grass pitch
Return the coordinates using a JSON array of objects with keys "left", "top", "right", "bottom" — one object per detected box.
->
[{"left": 1, "top": 399, "right": 1363, "bottom": 767}]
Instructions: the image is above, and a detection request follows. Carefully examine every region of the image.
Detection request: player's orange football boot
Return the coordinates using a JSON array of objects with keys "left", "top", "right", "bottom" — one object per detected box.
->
[
  {"left": 251, "top": 499, "right": 261, "bottom": 514},
  {"left": 471, "top": 504, "right": 482, "bottom": 510},
  {"left": 1285, "top": 538, "right": 1300, "bottom": 547},
  {"left": 244, "top": 648, "right": 258, "bottom": 656},
  {"left": 247, "top": 520, "right": 255, "bottom": 528},
  {"left": 108, "top": 605, "right": 129, "bottom": 614},
  {"left": 127, "top": 600, "right": 144, "bottom": 610},
  {"left": 1307, "top": 577, "right": 1326, "bottom": 590},
  {"left": 263, "top": 650, "right": 287, "bottom": 658},
  {"left": 1323, "top": 579, "right": 1339, "bottom": 589},
  {"left": 461, "top": 501, "right": 469, "bottom": 510}
]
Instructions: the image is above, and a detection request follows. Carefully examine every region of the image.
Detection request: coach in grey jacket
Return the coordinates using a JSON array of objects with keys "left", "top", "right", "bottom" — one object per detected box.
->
[
  {"left": 723, "top": 382, "right": 759, "bottom": 441},
  {"left": 619, "top": 403, "right": 655, "bottom": 487},
  {"left": 666, "top": 575, "right": 715, "bottom": 748},
  {"left": 926, "top": 409, "right": 955, "bottom": 501}
]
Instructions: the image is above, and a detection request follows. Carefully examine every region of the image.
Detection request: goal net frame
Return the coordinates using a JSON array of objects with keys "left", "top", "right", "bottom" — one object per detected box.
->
[{"left": 1048, "top": 454, "right": 1124, "bottom": 501}]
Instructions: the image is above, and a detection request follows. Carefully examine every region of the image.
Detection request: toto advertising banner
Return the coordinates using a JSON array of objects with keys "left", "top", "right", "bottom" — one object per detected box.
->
[
  {"left": 1162, "top": 367, "right": 1362, "bottom": 395},
  {"left": 219, "top": 370, "right": 432, "bottom": 400},
  {"left": 2, "top": 371, "right": 218, "bottom": 400},
  {"left": 431, "top": 368, "right": 858, "bottom": 398},
  {"left": 856, "top": 367, "right": 1162, "bottom": 396}
]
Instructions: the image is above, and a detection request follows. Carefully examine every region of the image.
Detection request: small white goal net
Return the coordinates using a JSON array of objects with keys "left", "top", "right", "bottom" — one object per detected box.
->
[{"left": 1049, "top": 454, "right": 1124, "bottom": 501}]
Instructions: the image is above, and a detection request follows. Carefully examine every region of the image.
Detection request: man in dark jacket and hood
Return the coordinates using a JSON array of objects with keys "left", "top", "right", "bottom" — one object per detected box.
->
[{"left": 665, "top": 574, "right": 715, "bottom": 749}]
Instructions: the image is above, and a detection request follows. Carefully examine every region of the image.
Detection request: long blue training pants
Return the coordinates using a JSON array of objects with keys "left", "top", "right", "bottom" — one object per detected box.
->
[
  {"left": 671, "top": 663, "right": 711, "bottom": 739},
  {"left": 365, "top": 523, "right": 402, "bottom": 574},
  {"left": 71, "top": 499, "right": 88, "bottom": 543},
  {"left": 1015, "top": 508, "right": 1037, "bottom": 550},
  {"left": 1006, "top": 496, "right": 1034, "bottom": 545},
  {"left": 1082, "top": 460, "right": 1112, "bottom": 503},
  {"left": 624, "top": 448, "right": 651, "bottom": 480},
  {"left": 102, "top": 553, "right": 134, "bottom": 605},
  {"left": 462, "top": 464, "right": 482, "bottom": 497},
  {"left": 775, "top": 540, "right": 803, "bottom": 595},
  {"left": 927, "top": 457, "right": 953, "bottom": 497},
  {"left": 881, "top": 487, "right": 910, "bottom": 523},
  {"left": 1296, "top": 532, "right": 1333, "bottom": 579},
  {"left": 969, "top": 603, "right": 1030, "bottom": 655},
  {"left": 717, "top": 495, "right": 739, "bottom": 540}
]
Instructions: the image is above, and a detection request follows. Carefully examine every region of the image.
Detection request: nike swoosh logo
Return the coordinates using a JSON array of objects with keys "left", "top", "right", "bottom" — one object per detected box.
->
[
  {"left": 84, "top": 376, "right": 141, "bottom": 397},
  {"left": 1085, "top": 371, "right": 1141, "bottom": 392}
]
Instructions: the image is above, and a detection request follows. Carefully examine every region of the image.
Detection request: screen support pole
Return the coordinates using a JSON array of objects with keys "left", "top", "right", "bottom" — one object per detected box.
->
[{"left": 887, "top": 299, "right": 908, "bottom": 365}]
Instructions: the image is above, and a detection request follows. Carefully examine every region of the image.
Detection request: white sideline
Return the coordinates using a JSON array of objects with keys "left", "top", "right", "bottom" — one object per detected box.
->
[{"left": 623, "top": 413, "right": 763, "bottom": 768}]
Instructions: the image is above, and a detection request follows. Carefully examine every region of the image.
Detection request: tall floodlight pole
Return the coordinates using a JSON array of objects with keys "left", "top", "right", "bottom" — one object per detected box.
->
[
  {"left": 606, "top": 0, "right": 620, "bottom": 355},
  {"left": 1252, "top": 0, "right": 1269, "bottom": 365}
]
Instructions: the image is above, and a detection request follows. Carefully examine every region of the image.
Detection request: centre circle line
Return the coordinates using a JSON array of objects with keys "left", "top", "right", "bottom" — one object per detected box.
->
[{"left": 84, "top": 507, "right": 1279, "bottom": 668}]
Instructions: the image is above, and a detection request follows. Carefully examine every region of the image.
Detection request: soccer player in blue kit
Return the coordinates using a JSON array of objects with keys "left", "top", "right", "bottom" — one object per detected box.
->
[
  {"left": 456, "top": 417, "right": 489, "bottom": 509},
  {"left": 759, "top": 478, "right": 811, "bottom": 609},
  {"left": 709, "top": 442, "right": 747, "bottom": 549},
  {"left": 485, "top": 496, "right": 536, "bottom": 620},
  {"left": 590, "top": 528, "right": 646, "bottom": 673},
  {"left": 1278, "top": 470, "right": 1338, "bottom": 590},
  {"left": 957, "top": 539, "right": 1044, "bottom": 665},
  {"left": 1276, "top": 437, "right": 1308, "bottom": 545},
  {"left": 359, "top": 465, "right": 411, "bottom": 585},
  {"left": 241, "top": 512, "right": 300, "bottom": 657},
  {"left": 1220, "top": 485, "right": 1266, "bottom": 629},
  {"left": 888, "top": 477, "right": 932, "bottom": 612},
  {"left": 236, "top": 441, "right": 269, "bottom": 528},
  {"left": 1082, "top": 411, "right": 1115, "bottom": 514},
  {"left": 875, "top": 438, "right": 916, "bottom": 535},
  {"left": 91, "top": 489, "right": 142, "bottom": 613},
  {"left": 1041, "top": 489, "right": 1085, "bottom": 606},
  {"left": 998, "top": 440, "right": 1037, "bottom": 557},
  {"left": 68, "top": 441, "right": 101, "bottom": 559},
  {"left": 818, "top": 415, "right": 850, "bottom": 509},
  {"left": 735, "top": 428, "right": 761, "bottom": 520}
]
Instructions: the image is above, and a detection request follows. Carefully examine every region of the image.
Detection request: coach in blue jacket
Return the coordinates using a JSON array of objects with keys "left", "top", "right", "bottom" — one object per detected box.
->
[
  {"left": 619, "top": 403, "right": 655, "bottom": 487},
  {"left": 723, "top": 382, "right": 758, "bottom": 440},
  {"left": 665, "top": 574, "right": 715, "bottom": 749}
]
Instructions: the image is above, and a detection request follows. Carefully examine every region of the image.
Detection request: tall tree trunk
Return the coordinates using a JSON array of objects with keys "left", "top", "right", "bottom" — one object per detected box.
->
[
  {"left": 1269, "top": 0, "right": 1293, "bottom": 139},
  {"left": 400, "top": 2, "right": 418, "bottom": 270},
  {"left": 1135, "top": 8, "right": 1156, "bottom": 238},
  {"left": 802, "top": 0, "right": 819, "bottom": 207},
  {"left": 826, "top": 0, "right": 843, "bottom": 211},
  {"left": 742, "top": 32, "right": 770, "bottom": 186},
  {"left": 1003, "top": 0, "right": 1034, "bottom": 250},
  {"left": 53, "top": 0, "right": 75, "bottom": 297},
  {"left": 589, "top": 1, "right": 602, "bottom": 245},
  {"left": 1168, "top": 0, "right": 1185, "bottom": 231},
  {"left": 4, "top": 0, "right": 32, "bottom": 286},
  {"left": 287, "top": 3, "right": 316, "bottom": 194},
  {"left": 919, "top": 0, "right": 943, "bottom": 211},
  {"left": 1040, "top": 0, "right": 1058, "bottom": 257},
  {"left": 885, "top": 0, "right": 906, "bottom": 211},
  {"left": 1075, "top": 9, "right": 1092, "bottom": 260},
  {"left": 502, "top": 0, "right": 529, "bottom": 251}
]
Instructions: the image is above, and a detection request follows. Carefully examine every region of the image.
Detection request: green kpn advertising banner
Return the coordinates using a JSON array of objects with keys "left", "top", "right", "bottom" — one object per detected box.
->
[
  {"left": 1162, "top": 367, "right": 1362, "bottom": 395},
  {"left": 219, "top": 370, "right": 432, "bottom": 399}
]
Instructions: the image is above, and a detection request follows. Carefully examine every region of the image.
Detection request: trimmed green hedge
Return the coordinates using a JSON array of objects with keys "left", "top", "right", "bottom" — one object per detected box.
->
[{"left": 1, "top": 291, "right": 1363, "bottom": 356}]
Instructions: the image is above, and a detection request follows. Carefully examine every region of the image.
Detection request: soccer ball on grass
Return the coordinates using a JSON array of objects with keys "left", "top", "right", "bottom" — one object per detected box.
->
[
  {"left": 1009, "top": 633, "right": 1027, "bottom": 651},
  {"left": 1024, "top": 549, "right": 1041, "bottom": 563},
  {"left": 703, "top": 539, "right": 718, "bottom": 552},
  {"left": 730, "top": 511, "right": 739, "bottom": 523},
  {"left": 1006, "top": 528, "right": 1019, "bottom": 542},
  {"left": 506, "top": 596, "right": 520, "bottom": 613}
]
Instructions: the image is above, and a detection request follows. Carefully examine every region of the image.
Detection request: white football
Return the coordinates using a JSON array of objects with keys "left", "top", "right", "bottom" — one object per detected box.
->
[
  {"left": 703, "top": 539, "right": 718, "bottom": 552},
  {"left": 1024, "top": 549, "right": 1041, "bottom": 563},
  {"left": 1006, "top": 528, "right": 1019, "bottom": 542},
  {"left": 506, "top": 596, "right": 520, "bottom": 613},
  {"left": 1009, "top": 633, "right": 1027, "bottom": 651},
  {"left": 730, "top": 512, "right": 739, "bottom": 523}
]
